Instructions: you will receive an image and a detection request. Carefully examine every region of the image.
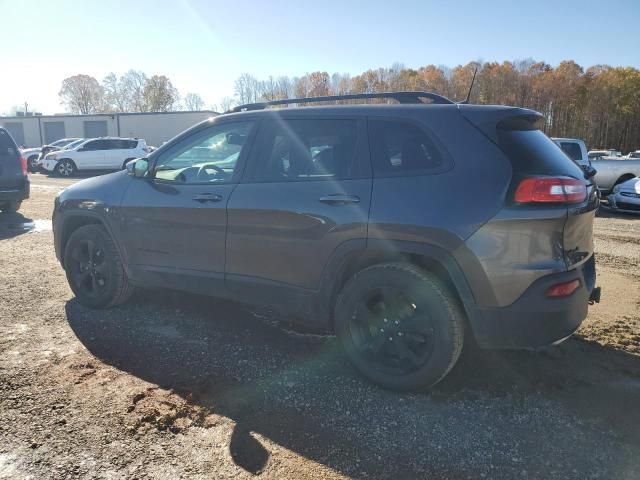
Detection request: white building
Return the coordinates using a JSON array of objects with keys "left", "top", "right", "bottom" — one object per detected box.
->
[{"left": 0, "top": 110, "right": 218, "bottom": 148}]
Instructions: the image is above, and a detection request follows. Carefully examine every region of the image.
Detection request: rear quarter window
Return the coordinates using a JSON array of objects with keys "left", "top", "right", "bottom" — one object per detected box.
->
[
  {"left": 498, "top": 129, "right": 584, "bottom": 178},
  {"left": 368, "top": 119, "right": 451, "bottom": 177}
]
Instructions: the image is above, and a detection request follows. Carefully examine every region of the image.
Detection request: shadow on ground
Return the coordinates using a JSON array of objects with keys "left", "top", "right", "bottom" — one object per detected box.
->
[
  {"left": 0, "top": 211, "right": 35, "bottom": 240},
  {"left": 65, "top": 291, "right": 640, "bottom": 479}
]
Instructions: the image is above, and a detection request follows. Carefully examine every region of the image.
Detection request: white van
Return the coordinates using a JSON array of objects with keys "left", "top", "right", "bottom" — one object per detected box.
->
[{"left": 42, "top": 137, "right": 148, "bottom": 176}]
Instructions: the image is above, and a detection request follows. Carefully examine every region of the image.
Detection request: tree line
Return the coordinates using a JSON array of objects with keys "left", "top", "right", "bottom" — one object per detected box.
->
[
  {"left": 58, "top": 70, "right": 206, "bottom": 115},
  {"left": 57, "top": 60, "right": 640, "bottom": 152},
  {"left": 231, "top": 60, "right": 640, "bottom": 152}
]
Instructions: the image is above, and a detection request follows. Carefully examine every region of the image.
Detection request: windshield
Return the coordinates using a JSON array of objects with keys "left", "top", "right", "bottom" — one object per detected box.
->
[
  {"left": 62, "top": 139, "right": 84, "bottom": 150},
  {"left": 50, "top": 138, "right": 74, "bottom": 147}
]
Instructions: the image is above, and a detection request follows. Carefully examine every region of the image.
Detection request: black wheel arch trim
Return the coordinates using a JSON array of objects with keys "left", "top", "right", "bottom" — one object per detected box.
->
[
  {"left": 314, "top": 238, "right": 483, "bottom": 333},
  {"left": 56, "top": 209, "right": 131, "bottom": 277}
]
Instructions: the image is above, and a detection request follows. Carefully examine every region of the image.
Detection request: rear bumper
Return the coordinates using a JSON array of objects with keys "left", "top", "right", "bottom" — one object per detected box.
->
[
  {"left": 0, "top": 179, "right": 30, "bottom": 202},
  {"left": 472, "top": 255, "right": 597, "bottom": 349}
]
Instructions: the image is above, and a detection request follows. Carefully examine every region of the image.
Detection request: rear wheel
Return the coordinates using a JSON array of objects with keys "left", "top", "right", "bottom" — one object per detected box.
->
[
  {"left": 56, "top": 159, "right": 76, "bottom": 177},
  {"left": 63, "top": 224, "right": 134, "bottom": 308},
  {"left": 0, "top": 201, "right": 21, "bottom": 213},
  {"left": 335, "top": 262, "right": 464, "bottom": 391},
  {"left": 27, "top": 155, "right": 39, "bottom": 172}
]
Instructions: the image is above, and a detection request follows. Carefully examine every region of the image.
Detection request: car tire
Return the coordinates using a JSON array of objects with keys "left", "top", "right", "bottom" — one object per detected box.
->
[
  {"left": 0, "top": 201, "right": 21, "bottom": 213},
  {"left": 27, "top": 155, "right": 39, "bottom": 173},
  {"left": 63, "top": 224, "right": 135, "bottom": 308},
  {"left": 334, "top": 262, "right": 464, "bottom": 391},
  {"left": 56, "top": 159, "right": 76, "bottom": 177}
]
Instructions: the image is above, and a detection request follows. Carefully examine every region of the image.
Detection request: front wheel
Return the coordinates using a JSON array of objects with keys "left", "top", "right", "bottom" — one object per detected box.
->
[
  {"left": 27, "top": 155, "right": 39, "bottom": 172},
  {"left": 64, "top": 224, "right": 134, "bottom": 308},
  {"left": 335, "top": 262, "right": 464, "bottom": 391},
  {"left": 56, "top": 159, "right": 76, "bottom": 177}
]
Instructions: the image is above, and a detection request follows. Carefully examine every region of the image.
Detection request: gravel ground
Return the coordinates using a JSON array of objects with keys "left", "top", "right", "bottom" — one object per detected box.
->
[{"left": 1, "top": 174, "right": 639, "bottom": 479}]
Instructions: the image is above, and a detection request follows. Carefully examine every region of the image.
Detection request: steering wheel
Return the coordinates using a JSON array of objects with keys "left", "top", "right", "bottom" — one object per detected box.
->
[{"left": 196, "top": 163, "right": 226, "bottom": 180}]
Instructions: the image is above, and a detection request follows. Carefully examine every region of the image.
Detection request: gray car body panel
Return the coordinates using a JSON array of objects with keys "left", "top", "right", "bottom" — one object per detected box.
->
[{"left": 54, "top": 103, "right": 598, "bottom": 345}]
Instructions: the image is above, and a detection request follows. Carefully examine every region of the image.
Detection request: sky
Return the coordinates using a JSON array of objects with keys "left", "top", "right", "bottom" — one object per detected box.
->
[{"left": 1, "top": 0, "right": 639, "bottom": 114}]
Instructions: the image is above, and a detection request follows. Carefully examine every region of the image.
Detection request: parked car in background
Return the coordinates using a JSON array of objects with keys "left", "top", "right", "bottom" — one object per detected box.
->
[
  {"left": 589, "top": 156, "right": 640, "bottom": 193},
  {"left": 553, "top": 139, "right": 640, "bottom": 193},
  {"left": 41, "top": 137, "right": 148, "bottom": 177},
  {"left": 626, "top": 150, "right": 640, "bottom": 159},
  {"left": 552, "top": 137, "right": 589, "bottom": 167},
  {"left": 52, "top": 92, "right": 600, "bottom": 391},
  {"left": 0, "top": 127, "right": 29, "bottom": 212},
  {"left": 588, "top": 149, "right": 621, "bottom": 161},
  {"left": 36, "top": 138, "right": 85, "bottom": 170},
  {"left": 20, "top": 138, "right": 82, "bottom": 173},
  {"left": 606, "top": 176, "right": 640, "bottom": 213}
]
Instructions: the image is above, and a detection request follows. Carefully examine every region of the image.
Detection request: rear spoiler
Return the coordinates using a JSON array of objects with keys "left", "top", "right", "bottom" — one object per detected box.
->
[{"left": 457, "top": 105, "right": 545, "bottom": 144}]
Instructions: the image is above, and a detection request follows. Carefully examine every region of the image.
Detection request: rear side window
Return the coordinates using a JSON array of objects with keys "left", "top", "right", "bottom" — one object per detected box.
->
[
  {"left": 110, "top": 139, "right": 138, "bottom": 149},
  {"left": 368, "top": 119, "right": 448, "bottom": 177},
  {"left": 559, "top": 142, "right": 583, "bottom": 161},
  {"left": 498, "top": 129, "right": 584, "bottom": 178},
  {"left": 252, "top": 119, "right": 359, "bottom": 182},
  {"left": 0, "top": 129, "right": 18, "bottom": 156}
]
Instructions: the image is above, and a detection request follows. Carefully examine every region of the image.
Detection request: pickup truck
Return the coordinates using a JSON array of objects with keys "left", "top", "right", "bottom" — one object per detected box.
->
[{"left": 553, "top": 137, "right": 640, "bottom": 193}]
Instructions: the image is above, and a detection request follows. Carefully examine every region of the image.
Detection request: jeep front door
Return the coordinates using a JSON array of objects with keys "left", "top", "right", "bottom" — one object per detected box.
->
[{"left": 118, "top": 120, "right": 256, "bottom": 294}]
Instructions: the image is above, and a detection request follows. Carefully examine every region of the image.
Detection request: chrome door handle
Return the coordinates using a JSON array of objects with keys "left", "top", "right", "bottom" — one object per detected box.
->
[{"left": 319, "top": 194, "right": 360, "bottom": 205}]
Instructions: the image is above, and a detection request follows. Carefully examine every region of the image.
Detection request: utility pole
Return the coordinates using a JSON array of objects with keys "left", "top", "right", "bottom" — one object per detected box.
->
[{"left": 24, "top": 101, "right": 28, "bottom": 114}]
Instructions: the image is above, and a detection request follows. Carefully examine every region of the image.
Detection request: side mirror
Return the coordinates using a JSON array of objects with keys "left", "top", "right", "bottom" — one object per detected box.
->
[{"left": 126, "top": 158, "right": 149, "bottom": 178}]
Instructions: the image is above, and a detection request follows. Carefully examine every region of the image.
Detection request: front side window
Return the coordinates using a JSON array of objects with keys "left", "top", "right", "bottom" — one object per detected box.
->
[
  {"left": 153, "top": 121, "right": 254, "bottom": 184},
  {"left": 81, "top": 140, "right": 103, "bottom": 151},
  {"left": 253, "top": 119, "right": 358, "bottom": 182},
  {"left": 368, "top": 120, "right": 447, "bottom": 176}
]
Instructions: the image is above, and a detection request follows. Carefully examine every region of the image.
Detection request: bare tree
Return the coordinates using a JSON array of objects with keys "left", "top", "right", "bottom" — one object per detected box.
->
[
  {"left": 143, "top": 75, "right": 179, "bottom": 112},
  {"left": 120, "top": 70, "right": 148, "bottom": 112},
  {"left": 102, "top": 73, "right": 128, "bottom": 112},
  {"left": 59, "top": 74, "right": 104, "bottom": 114},
  {"left": 212, "top": 96, "right": 235, "bottom": 113},
  {"left": 234, "top": 73, "right": 262, "bottom": 104},
  {"left": 184, "top": 93, "right": 205, "bottom": 110}
]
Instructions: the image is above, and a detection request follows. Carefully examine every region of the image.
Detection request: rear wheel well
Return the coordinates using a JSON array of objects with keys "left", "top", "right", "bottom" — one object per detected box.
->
[
  {"left": 614, "top": 174, "right": 636, "bottom": 187},
  {"left": 60, "top": 216, "right": 102, "bottom": 266},
  {"left": 329, "top": 250, "right": 467, "bottom": 331}
]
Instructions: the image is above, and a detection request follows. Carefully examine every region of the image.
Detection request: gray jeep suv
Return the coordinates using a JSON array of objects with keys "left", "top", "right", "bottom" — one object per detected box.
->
[{"left": 53, "top": 92, "right": 600, "bottom": 391}]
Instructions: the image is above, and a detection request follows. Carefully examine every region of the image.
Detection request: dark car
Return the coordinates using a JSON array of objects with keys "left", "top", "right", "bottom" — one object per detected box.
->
[
  {"left": 52, "top": 92, "right": 600, "bottom": 391},
  {"left": 0, "top": 127, "right": 29, "bottom": 213}
]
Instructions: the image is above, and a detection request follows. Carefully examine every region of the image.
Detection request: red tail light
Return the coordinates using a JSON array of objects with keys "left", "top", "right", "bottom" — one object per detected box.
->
[
  {"left": 547, "top": 279, "right": 580, "bottom": 298},
  {"left": 514, "top": 177, "right": 587, "bottom": 204},
  {"left": 20, "top": 156, "right": 28, "bottom": 176}
]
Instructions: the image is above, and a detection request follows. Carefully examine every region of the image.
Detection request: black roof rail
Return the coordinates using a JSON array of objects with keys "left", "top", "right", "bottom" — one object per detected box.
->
[{"left": 228, "top": 91, "right": 454, "bottom": 113}]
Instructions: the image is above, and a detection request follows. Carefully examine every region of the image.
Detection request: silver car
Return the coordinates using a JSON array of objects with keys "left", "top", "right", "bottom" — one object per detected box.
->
[{"left": 607, "top": 177, "right": 640, "bottom": 213}]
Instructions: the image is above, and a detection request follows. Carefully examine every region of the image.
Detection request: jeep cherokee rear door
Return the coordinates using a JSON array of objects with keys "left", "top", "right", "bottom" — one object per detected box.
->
[{"left": 225, "top": 115, "right": 372, "bottom": 303}]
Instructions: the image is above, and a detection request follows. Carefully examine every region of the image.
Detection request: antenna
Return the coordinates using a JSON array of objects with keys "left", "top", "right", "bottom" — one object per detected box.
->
[{"left": 459, "top": 67, "right": 478, "bottom": 104}]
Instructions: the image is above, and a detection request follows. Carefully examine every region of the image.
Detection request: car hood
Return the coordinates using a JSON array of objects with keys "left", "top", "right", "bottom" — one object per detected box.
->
[
  {"left": 20, "top": 147, "right": 41, "bottom": 155},
  {"left": 57, "top": 170, "right": 133, "bottom": 207},
  {"left": 617, "top": 177, "right": 640, "bottom": 193}
]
